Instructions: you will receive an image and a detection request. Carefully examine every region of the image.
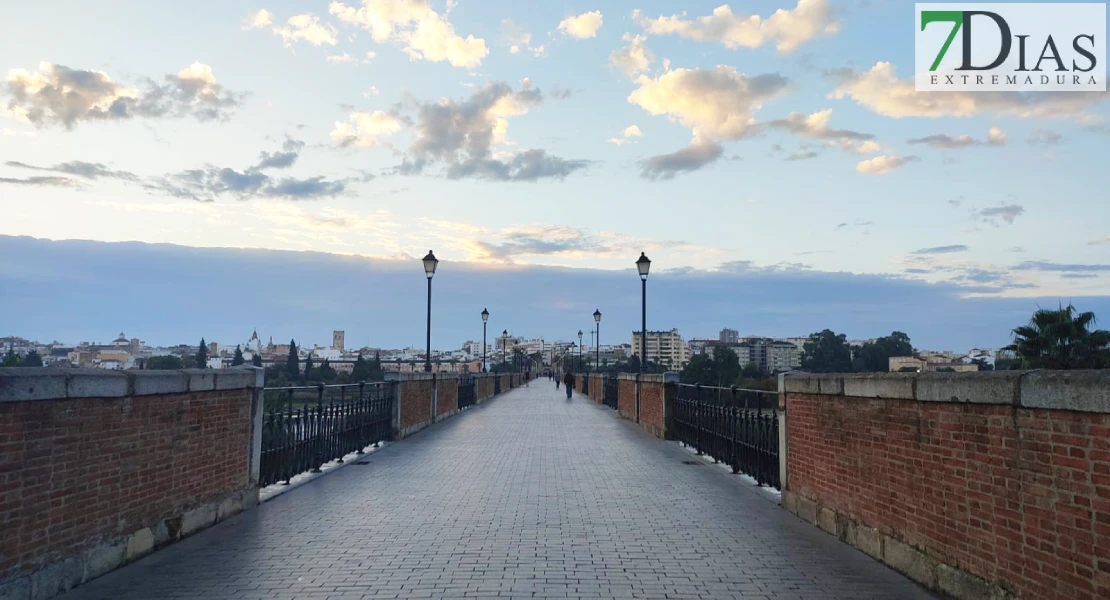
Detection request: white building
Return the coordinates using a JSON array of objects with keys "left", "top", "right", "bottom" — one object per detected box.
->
[{"left": 631, "top": 329, "right": 688, "bottom": 370}]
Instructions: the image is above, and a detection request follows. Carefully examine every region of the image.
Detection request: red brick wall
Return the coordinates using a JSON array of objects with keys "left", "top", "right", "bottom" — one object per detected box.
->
[
  {"left": 477, "top": 376, "right": 493, "bottom": 400},
  {"left": 787, "top": 392, "right": 1110, "bottom": 600},
  {"left": 618, "top": 379, "right": 636, "bottom": 420},
  {"left": 398, "top": 379, "right": 432, "bottom": 430},
  {"left": 500, "top": 374, "right": 509, "bottom": 391},
  {"left": 436, "top": 378, "right": 458, "bottom": 417},
  {"left": 639, "top": 381, "right": 664, "bottom": 437},
  {"left": 590, "top": 375, "right": 603, "bottom": 403},
  {"left": 0, "top": 389, "right": 252, "bottom": 581}
]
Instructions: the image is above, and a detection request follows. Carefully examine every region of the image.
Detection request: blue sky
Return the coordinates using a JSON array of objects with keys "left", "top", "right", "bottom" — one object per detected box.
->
[{"left": 1, "top": 0, "right": 1108, "bottom": 349}]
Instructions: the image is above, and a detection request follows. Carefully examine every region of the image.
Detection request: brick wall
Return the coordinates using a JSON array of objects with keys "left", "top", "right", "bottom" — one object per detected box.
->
[
  {"left": 477, "top": 375, "right": 493, "bottom": 400},
  {"left": 436, "top": 376, "right": 458, "bottom": 417},
  {"left": 0, "top": 368, "right": 261, "bottom": 599},
  {"left": 398, "top": 378, "right": 433, "bottom": 431},
  {"left": 617, "top": 376, "right": 637, "bottom": 421},
  {"left": 590, "top": 375, "right": 603, "bottom": 403},
  {"left": 781, "top": 371, "right": 1110, "bottom": 600},
  {"left": 638, "top": 375, "right": 665, "bottom": 438}
]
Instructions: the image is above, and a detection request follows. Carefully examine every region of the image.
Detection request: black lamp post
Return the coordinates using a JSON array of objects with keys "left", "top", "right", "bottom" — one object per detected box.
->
[
  {"left": 502, "top": 329, "right": 508, "bottom": 372},
  {"left": 481, "top": 308, "right": 489, "bottom": 373},
  {"left": 577, "top": 330, "right": 583, "bottom": 371},
  {"left": 422, "top": 250, "right": 438, "bottom": 372},
  {"left": 593, "top": 309, "right": 601, "bottom": 371},
  {"left": 636, "top": 252, "right": 651, "bottom": 375}
]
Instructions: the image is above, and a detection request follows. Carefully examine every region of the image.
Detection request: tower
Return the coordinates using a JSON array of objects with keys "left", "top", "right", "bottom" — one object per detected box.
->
[{"left": 332, "top": 330, "right": 345, "bottom": 351}]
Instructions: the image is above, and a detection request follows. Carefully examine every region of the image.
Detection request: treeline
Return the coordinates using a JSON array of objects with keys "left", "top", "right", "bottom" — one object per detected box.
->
[{"left": 262, "top": 340, "right": 384, "bottom": 387}]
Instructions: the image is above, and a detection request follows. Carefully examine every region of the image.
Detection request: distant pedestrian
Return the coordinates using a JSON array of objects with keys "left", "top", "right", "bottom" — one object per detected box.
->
[
  {"left": 563, "top": 372, "right": 574, "bottom": 399},
  {"left": 555, "top": 374, "right": 560, "bottom": 390}
]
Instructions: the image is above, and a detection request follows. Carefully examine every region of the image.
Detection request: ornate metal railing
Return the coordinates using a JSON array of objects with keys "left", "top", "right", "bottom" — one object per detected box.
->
[
  {"left": 458, "top": 376, "right": 477, "bottom": 410},
  {"left": 259, "top": 382, "right": 393, "bottom": 487},
  {"left": 494, "top": 375, "right": 502, "bottom": 395},
  {"left": 672, "top": 383, "right": 779, "bottom": 489},
  {"left": 582, "top": 374, "right": 590, "bottom": 395},
  {"left": 603, "top": 375, "right": 619, "bottom": 410}
]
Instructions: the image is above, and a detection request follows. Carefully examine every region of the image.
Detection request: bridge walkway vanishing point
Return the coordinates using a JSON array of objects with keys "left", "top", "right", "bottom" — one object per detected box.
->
[{"left": 59, "top": 383, "right": 937, "bottom": 600}]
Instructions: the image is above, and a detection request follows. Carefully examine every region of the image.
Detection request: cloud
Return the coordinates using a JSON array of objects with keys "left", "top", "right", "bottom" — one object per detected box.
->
[
  {"left": 246, "top": 10, "right": 338, "bottom": 46},
  {"left": 628, "top": 67, "right": 789, "bottom": 141},
  {"left": 329, "top": 0, "right": 488, "bottom": 68},
  {"left": 633, "top": 0, "right": 839, "bottom": 54},
  {"left": 907, "top": 127, "right": 1007, "bottom": 149},
  {"left": 607, "top": 124, "right": 642, "bottom": 145},
  {"left": 382, "top": 80, "right": 589, "bottom": 181},
  {"left": 1089, "top": 237, "right": 1110, "bottom": 246},
  {"left": 609, "top": 33, "right": 654, "bottom": 78},
  {"left": 856, "top": 154, "right": 915, "bottom": 175},
  {"left": 150, "top": 167, "right": 348, "bottom": 202},
  {"left": 244, "top": 9, "right": 274, "bottom": 29},
  {"left": 1008, "top": 246, "right": 1025, "bottom": 252},
  {"left": 0, "top": 175, "right": 81, "bottom": 187},
  {"left": 326, "top": 53, "right": 357, "bottom": 63},
  {"left": 330, "top": 110, "right": 404, "bottom": 147},
  {"left": 639, "top": 141, "right": 724, "bottom": 180},
  {"left": 6, "top": 160, "right": 139, "bottom": 181},
  {"left": 973, "top": 204, "right": 1024, "bottom": 225},
  {"left": 835, "top": 219, "right": 873, "bottom": 231},
  {"left": 469, "top": 225, "right": 611, "bottom": 261},
  {"left": 4, "top": 62, "right": 242, "bottom": 129},
  {"left": 252, "top": 138, "right": 306, "bottom": 170},
  {"left": 1014, "top": 261, "right": 1110, "bottom": 273},
  {"left": 763, "top": 108, "right": 878, "bottom": 153},
  {"left": 499, "top": 18, "right": 543, "bottom": 56},
  {"left": 558, "top": 11, "right": 603, "bottom": 39},
  {"left": 1026, "top": 128, "right": 1062, "bottom": 145},
  {"left": 913, "top": 245, "right": 969, "bottom": 255},
  {"left": 786, "top": 150, "right": 818, "bottom": 161},
  {"left": 831, "top": 62, "right": 1110, "bottom": 120}
]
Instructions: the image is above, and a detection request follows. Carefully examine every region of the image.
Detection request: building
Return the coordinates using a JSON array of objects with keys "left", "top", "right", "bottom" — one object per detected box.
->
[
  {"left": 719, "top": 328, "right": 739, "bottom": 344},
  {"left": 889, "top": 356, "right": 979, "bottom": 373},
  {"left": 729, "top": 338, "right": 802, "bottom": 374},
  {"left": 332, "top": 330, "right": 345, "bottom": 350},
  {"left": 631, "top": 329, "right": 688, "bottom": 370}
]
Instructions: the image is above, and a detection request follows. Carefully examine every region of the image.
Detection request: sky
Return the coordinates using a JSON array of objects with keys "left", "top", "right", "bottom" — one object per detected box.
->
[{"left": 1, "top": 0, "right": 1108, "bottom": 350}]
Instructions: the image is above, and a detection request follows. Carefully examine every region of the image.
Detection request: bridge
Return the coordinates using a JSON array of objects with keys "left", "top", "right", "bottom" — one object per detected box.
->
[{"left": 1, "top": 368, "right": 1107, "bottom": 600}]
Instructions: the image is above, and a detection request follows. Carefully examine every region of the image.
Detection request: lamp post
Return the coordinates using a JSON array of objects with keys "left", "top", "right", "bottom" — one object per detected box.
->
[
  {"left": 502, "top": 329, "right": 508, "bottom": 372},
  {"left": 577, "top": 330, "right": 583, "bottom": 371},
  {"left": 481, "top": 308, "right": 489, "bottom": 373},
  {"left": 593, "top": 309, "right": 601, "bottom": 371},
  {"left": 636, "top": 252, "right": 651, "bottom": 375},
  {"left": 422, "top": 250, "right": 439, "bottom": 373}
]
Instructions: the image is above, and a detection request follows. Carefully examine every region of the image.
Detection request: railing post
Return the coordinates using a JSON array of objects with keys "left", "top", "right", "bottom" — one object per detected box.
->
[
  {"left": 357, "top": 380, "right": 367, "bottom": 454},
  {"left": 693, "top": 383, "right": 702, "bottom": 454},
  {"left": 311, "top": 383, "right": 325, "bottom": 472},
  {"left": 777, "top": 372, "right": 788, "bottom": 493}
]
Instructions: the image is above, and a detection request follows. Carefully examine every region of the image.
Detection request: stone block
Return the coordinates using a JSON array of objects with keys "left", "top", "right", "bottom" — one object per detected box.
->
[
  {"left": 843, "top": 374, "right": 915, "bottom": 400},
  {"left": 817, "top": 507, "right": 837, "bottom": 535},
  {"left": 66, "top": 371, "right": 129, "bottom": 399},
  {"left": 83, "top": 541, "right": 126, "bottom": 581},
  {"left": 783, "top": 374, "right": 843, "bottom": 395},
  {"left": 30, "top": 558, "right": 81, "bottom": 599},
  {"left": 916, "top": 371, "right": 1020, "bottom": 405},
  {"left": 882, "top": 537, "right": 937, "bottom": 589},
  {"left": 835, "top": 513, "right": 855, "bottom": 545},
  {"left": 0, "top": 577, "right": 30, "bottom": 600},
  {"left": 125, "top": 527, "right": 154, "bottom": 561},
  {"left": 936, "top": 564, "right": 996, "bottom": 600},
  {"left": 184, "top": 369, "right": 216, "bottom": 392},
  {"left": 217, "top": 494, "right": 241, "bottom": 521},
  {"left": 241, "top": 488, "right": 260, "bottom": 509},
  {"left": 180, "top": 504, "right": 217, "bottom": 536},
  {"left": 130, "top": 371, "right": 187, "bottom": 396},
  {"left": 0, "top": 369, "right": 68, "bottom": 401},
  {"left": 215, "top": 369, "right": 256, "bottom": 390},
  {"left": 1020, "top": 370, "right": 1110, "bottom": 414},
  {"left": 781, "top": 490, "right": 798, "bottom": 514},
  {"left": 855, "top": 525, "right": 882, "bottom": 560},
  {"left": 153, "top": 519, "right": 174, "bottom": 547},
  {"left": 796, "top": 496, "right": 818, "bottom": 525}
]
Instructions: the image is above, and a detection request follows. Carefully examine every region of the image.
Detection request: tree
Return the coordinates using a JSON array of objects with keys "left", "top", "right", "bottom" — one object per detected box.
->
[
  {"left": 801, "top": 330, "right": 853, "bottom": 373},
  {"left": 303, "top": 353, "right": 316, "bottom": 382},
  {"left": 22, "top": 350, "right": 43, "bottom": 367},
  {"left": 251, "top": 354, "right": 263, "bottom": 367},
  {"left": 741, "top": 362, "right": 765, "bottom": 379},
  {"left": 351, "top": 352, "right": 371, "bottom": 382},
  {"left": 285, "top": 339, "right": 299, "bottom": 379},
  {"left": 3, "top": 343, "right": 20, "bottom": 367},
  {"left": 854, "top": 332, "right": 914, "bottom": 372},
  {"left": 232, "top": 345, "right": 245, "bottom": 366},
  {"left": 1006, "top": 304, "right": 1110, "bottom": 369},
  {"left": 195, "top": 338, "right": 209, "bottom": 369},
  {"left": 680, "top": 354, "right": 715, "bottom": 384},
  {"left": 318, "top": 358, "right": 336, "bottom": 383},
  {"left": 146, "top": 355, "right": 184, "bottom": 370},
  {"left": 971, "top": 357, "right": 993, "bottom": 371}
]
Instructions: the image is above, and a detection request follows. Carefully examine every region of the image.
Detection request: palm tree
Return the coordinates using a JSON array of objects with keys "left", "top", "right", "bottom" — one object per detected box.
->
[{"left": 1006, "top": 304, "right": 1110, "bottom": 369}]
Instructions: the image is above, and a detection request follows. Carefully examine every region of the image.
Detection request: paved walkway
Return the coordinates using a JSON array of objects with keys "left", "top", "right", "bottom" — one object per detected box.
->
[{"left": 61, "top": 384, "right": 935, "bottom": 600}]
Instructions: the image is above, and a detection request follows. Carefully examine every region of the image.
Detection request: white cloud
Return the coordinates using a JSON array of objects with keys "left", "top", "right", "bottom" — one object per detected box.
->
[
  {"left": 331, "top": 110, "right": 403, "bottom": 147},
  {"left": 1089, "top": 236, "right": 1110, "bottom": 246},
  {"left": 329, "top": 0, "right": 488, "bottom": 68},
  {"left": 277, "top": 13, "right": 339, "bottom": 46},
  {"left": 500, "top": 18, "right": 544, "bottom": 57},
  {"left": 558, "top": 10, "right": 603, "bottom": 39},
  {"left": 856, "top": 154, "right": 914, "bottom": 175},
  {"left": 244, "top": 9, "right": 274, "bottom": 29},
  {"left": 608, "top": 124, "right": 643, "bottom": 145},
  {"left": 633, "top": 0, "right": 838, "bottom": 53},
  {"left": 363, "top": 86, "right": 380, "bottom": 97},
  {"left": 628, "top": 66, "right": 789, "bottom": 142},
  {"left": 987, "top": 126, "right": 1006, "bottom": 145},
  {"left": 532, "top": 45, "right": 546, "bottom": 57},
  {"left": 832, "top": 62, "right": 1110, "bottom": 119},
  {"left": 609, "top": 33, "right": 654, "bottom": 78},
  {"left": 907, "top": 127, "right": 1008, "bottom": 149},
  {"left": 327, "top": 53, "right": 357, "bottom": 63}
]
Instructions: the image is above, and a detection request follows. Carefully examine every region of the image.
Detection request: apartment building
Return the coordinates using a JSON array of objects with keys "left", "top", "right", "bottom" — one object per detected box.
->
[{"left": 631, "top": 328, "right": 689, "bottom": 370}]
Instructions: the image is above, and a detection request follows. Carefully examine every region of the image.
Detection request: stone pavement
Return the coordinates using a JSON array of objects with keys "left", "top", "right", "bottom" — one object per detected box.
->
[{"left": 59, "top": 383, "right": 936, "bottom": 600}]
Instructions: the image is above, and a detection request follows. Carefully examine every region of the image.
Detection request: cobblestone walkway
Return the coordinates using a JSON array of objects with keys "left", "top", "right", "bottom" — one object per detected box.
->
[{"left": 61, "top": 384, "right": 935, "bottom": 600}]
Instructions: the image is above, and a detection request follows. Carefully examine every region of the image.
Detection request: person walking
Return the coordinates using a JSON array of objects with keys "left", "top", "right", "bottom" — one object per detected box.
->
[
  {"left": 555, "top": 371, "right": 560, "bottom": 390},
  {"left": 563, "top": 371, "right": 574, "bottom": 399}
]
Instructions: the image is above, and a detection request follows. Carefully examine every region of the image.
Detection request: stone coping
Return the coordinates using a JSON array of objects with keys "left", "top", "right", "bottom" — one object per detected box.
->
[
  {"left": 782, "top": 370, "right": 1110, "bottom": 414},
  {"left": 0, "top": 367, "right": 263, "bottom": 402}
]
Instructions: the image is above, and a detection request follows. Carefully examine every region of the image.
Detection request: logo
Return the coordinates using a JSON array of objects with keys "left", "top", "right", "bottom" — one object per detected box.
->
[{"left": 916, "top": 3, "right": 1106, "bottom": 91}]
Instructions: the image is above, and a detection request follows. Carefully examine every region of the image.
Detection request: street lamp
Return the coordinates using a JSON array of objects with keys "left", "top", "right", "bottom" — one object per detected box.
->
[
  {"left": 481, "top": 308, "right": 489, "bottom": 373},
  {"left": 578, "top": 330, "right": 583, "bottom": 371},
  {"left": 422, "top": 250, "right": 439, "bottom": 372},
  {"left": 502, "top": 329, "right": 508, "bottom": 372},
  {"left": 636, "top": 252, "right": 651, "bottom": 375},
  {"left": 593, "top": 309, "right": 601, "bottom": 371}
]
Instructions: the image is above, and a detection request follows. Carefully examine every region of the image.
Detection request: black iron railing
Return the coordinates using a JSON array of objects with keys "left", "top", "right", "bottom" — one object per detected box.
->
[
  {"left": 582, "top": 374, "right": 590, "bottom": 395},
  {"left": 260, "top": 382, "right": 393, "bottom": 487},
  {"left": 672, "top": 383, "right": 779, "bottom": 489},
  {"left": 458, "top": 376, "right": 477, "bottom": 410},
  {"left": 494, "top": 376, "right": 502, "bottom": 395},
  {"left": 603, "top": 376, "right": 619, "bottom": 409}
]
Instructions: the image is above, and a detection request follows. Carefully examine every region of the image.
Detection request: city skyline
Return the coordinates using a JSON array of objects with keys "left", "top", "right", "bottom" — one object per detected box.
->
[{"left": 1, "top": 0, "right": 1107, "bottom": 306}]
